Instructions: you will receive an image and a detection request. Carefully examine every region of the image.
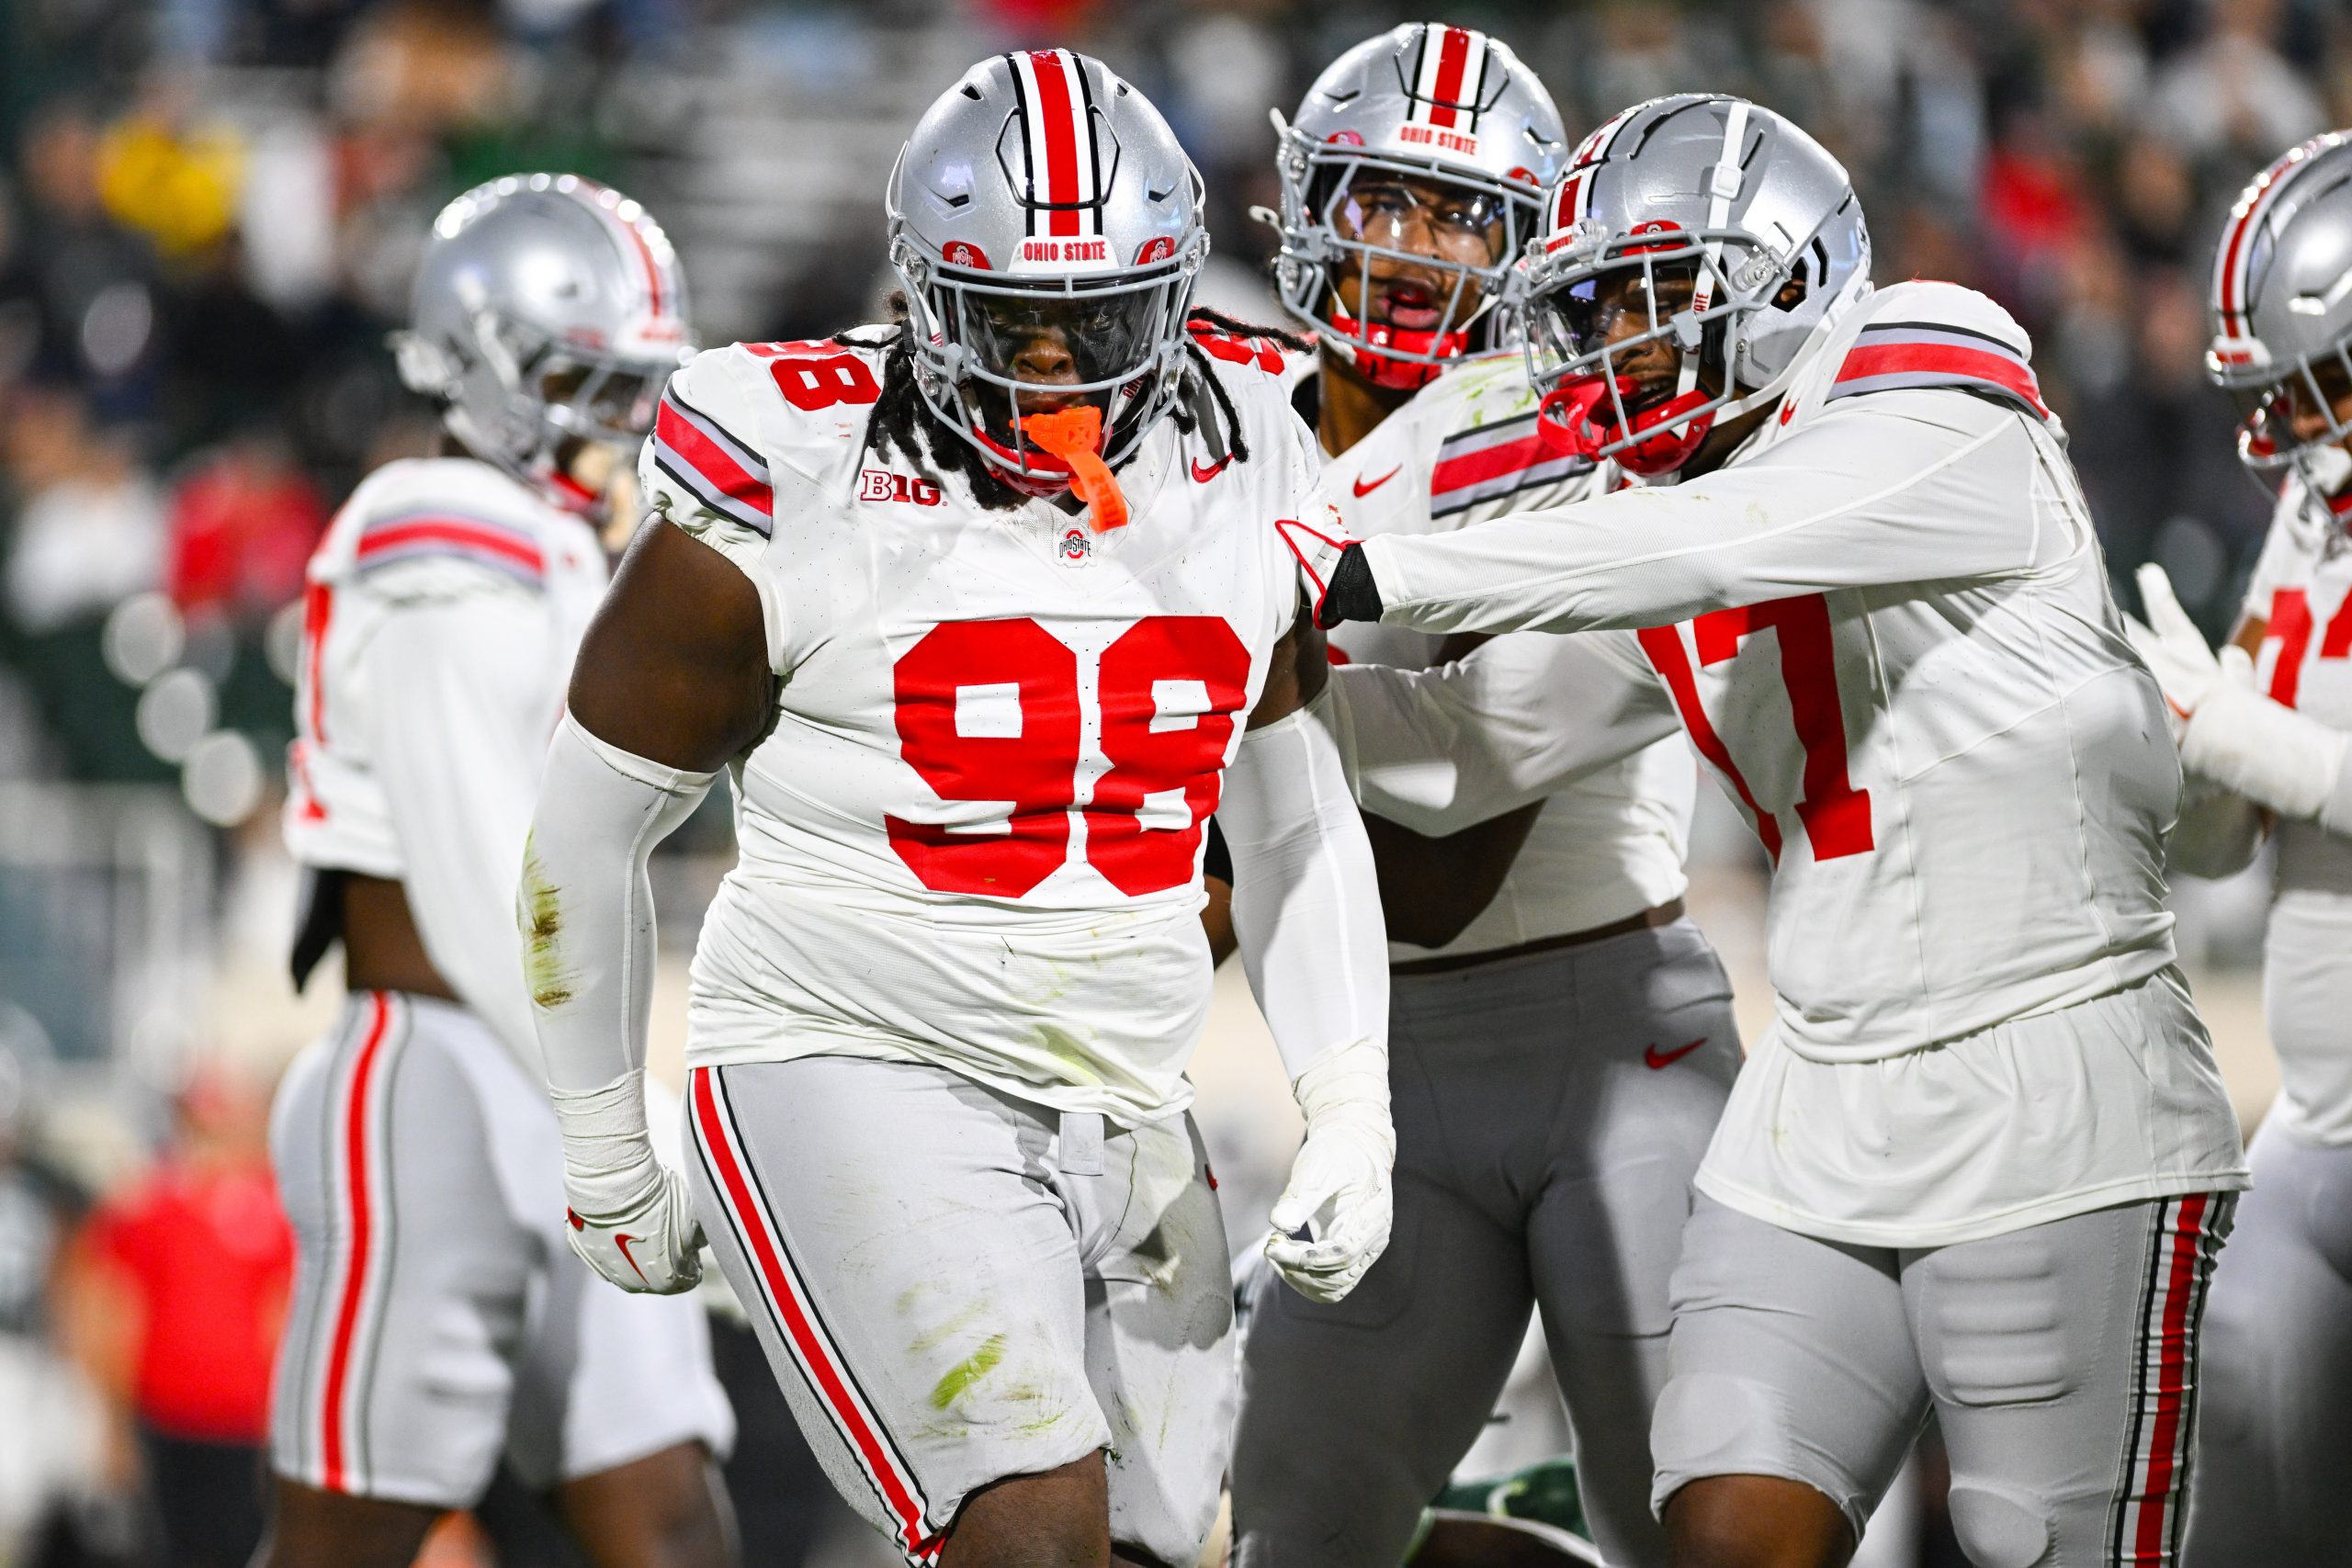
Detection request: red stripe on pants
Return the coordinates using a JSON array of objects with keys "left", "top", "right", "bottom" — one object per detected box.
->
[
  {"left": 2132, "top": 1193, "right": 2210, "bottom": 1564},
  {"left": 319, "top": 993, "right": 393, "bottom": 1493},
  {"left": 690, "top": 1068, "right": 939, "bottom": 1559}
]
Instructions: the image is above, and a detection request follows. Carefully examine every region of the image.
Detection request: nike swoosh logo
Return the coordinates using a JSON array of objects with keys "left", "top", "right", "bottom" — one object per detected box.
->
[
  {"left": 614, "top": 1233, "right": 650, "bottom": 1285},
  {"left": 1353, "top": 466, "right": 1402, "bottom": 497},
  {"left": 1644, "top": 1037, "right": 1707, "bottom": 1070},
  {"left": 1192, "top": 455, "right": 1233, "bottom": 483}
]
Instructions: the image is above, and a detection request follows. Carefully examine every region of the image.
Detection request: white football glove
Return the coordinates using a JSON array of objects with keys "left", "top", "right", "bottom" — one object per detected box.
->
[
  {"left": 2131, "top": 561, "right": 2352, "bottom": 829},
  {"left": 2125, "top": 562, "right": 2240, "bottom": 740},
  {"left": 550, "top": 1072, "right": 704, "bottom": 1294},
  {"left": 1266, "top": 1037, "right": 1394, "bottom": 1303}
]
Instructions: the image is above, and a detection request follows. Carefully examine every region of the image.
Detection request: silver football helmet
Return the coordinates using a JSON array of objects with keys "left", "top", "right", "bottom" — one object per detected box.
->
[
  {"left": 886, "top": 51, "right": 1208, "bottom": 494},
  {"left": 1521, "top": 95, "right": 1871, "bottom": 475},
  {"left": 2206, "top": 130, "right": 2352, "bottom": 473},
  {"left": 1267, "top": 24, "right": 1566, "bottom": 389},
  {"left": 391, "top": 174, "right": 692, "bottom": 505}
]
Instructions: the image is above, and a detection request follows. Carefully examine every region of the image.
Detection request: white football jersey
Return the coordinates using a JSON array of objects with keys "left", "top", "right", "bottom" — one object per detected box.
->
[
  {"left": 1346, "top": 281, "right": 2247, "bottom": 1243},
  {"left": 640, "top": 327, "right": 1319, "bottom": 1124},
  {"left": 2238, "top": 468, "right": 2352, "bottom": 1144},
  {"left": 285, "top": 457, "right": 609, "bottom": 1063},
  {"left": 1309, "top": 353, "right": 1695, "bottom": 959}
]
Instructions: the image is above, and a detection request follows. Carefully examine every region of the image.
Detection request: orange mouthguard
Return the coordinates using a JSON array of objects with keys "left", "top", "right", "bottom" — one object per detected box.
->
[{"left": 1019, "top": 406, "right": 1129, "bottom": 533}]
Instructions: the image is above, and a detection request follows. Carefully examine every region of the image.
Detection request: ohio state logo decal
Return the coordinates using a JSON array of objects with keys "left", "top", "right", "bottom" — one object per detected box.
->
[
  {"left": 1058, "top": 525, "right": 1091, "bottom": 566},
  {"left": 1135, "top": 236, "right": 1175, "bottom": 265},
  {"left": 941, "top": 241, "right": 991, "bottom": 270}
]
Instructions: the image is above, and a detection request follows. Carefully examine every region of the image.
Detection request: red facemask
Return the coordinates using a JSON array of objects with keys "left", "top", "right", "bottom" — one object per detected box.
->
[
  {"left": 1326, "top": 301, "right": 1467, "bottom": 391},
  {"left": 1536, "top": 374, "right": 1713, "bottom": 477}
]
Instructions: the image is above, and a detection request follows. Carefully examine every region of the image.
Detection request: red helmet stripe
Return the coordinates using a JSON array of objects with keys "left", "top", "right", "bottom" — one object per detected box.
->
[
  {"left": 2216, "top": 140, "right": 2320, "bottom": 327},
  {"left": 1024, "top": 51, "right": 1087, "bottom": 239},
  {"left": 1428, "top": 27, "right": 1471, "bottom": 129},
  {"left": 566, "top": 177, "right": 667, "bottom": 319}
]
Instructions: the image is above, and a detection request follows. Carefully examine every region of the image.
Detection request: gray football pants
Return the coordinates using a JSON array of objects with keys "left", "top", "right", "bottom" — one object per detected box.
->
[
  {"left": 1657, "top": 1191, "right": 2234, "bottom": 1566},
  {"left": 2183, "top": 1117, "right": 2352, "bottom": 1566},
  {"left": 1232, "top": 918, "right": 1739, "bottom": 1568}
]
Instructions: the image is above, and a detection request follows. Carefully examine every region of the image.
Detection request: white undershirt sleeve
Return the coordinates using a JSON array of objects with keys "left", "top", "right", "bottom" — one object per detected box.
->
[
  {"left": 1360, "top": 394, "right": 2056, "bottom": 637},
  {"left": 521, "top": 713, "right": 716, "bottom": 1096},
  {"left": 1216, "top": 698, "right": 1388, "bottom": 1082},
  {"left": 1321, "top": 629, "right": 1682, "bottom": 836}
]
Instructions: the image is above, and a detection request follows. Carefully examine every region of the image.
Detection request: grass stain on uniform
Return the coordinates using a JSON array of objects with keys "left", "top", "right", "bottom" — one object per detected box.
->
[
  {"left": 1031, "top": 1023, "right": 1103, "bottom": 1085},
  {"left": 930, "top": 1333, "right": 1009, "bottom": 1410},
  {"left": 519, "top": 841, "right": 577, "bottom": 1011},
  {"left": 908, "top": 1299, "right": 990, "bottom": 1354}
]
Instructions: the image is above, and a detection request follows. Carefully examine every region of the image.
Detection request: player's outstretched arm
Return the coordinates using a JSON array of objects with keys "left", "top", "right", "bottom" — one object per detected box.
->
[
  {"left": 2132, "top": 562, "right": 2352, "bottom": 852},
  {"left": 1219, "top": 614, "right": 1395, "bottom": 1304},
  {"left": 520, "top": 520, "right": 774, "bottom": 1295},
  {"left": 1299, "top": 395, "right": 2053, "bottom": 637},
  {"left": 1320, "top": 627, "right": 1681, "bottom": 838}
]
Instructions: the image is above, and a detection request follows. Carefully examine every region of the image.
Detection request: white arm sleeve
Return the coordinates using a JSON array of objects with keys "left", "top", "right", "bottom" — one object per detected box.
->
[
  {"left": 521, "top": 713, "right": 716, "bottom": 1096},
  {"left": 2182, "top": 681, "right": 2352, "bottom": 843},
  {"left": 1321, "top": 629, "right": 1681, "bottom": 836},
  {"left": 1359, "top": 394, "right": 2054, "bottom": 637},
  {"left": 362, "top": 595, "right": 556, "bottom": 1061},
  {"left": 1216, "top": 699, "right": 1388, "bottom": 1082}
]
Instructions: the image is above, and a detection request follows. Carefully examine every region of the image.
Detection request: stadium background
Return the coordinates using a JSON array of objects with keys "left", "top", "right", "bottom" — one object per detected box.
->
[{"left": 0, "top": 0, "right": 2342, "bottom": 1563}]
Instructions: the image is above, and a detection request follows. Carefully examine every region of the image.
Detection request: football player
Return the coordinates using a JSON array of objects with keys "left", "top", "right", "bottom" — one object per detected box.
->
[
  {"left": 267, "top": 177, "right": 734, "bottom": 1568},
  {"left": 2125, "top": 130, "right": 2352, "bottom": 1568},
  {"left": 515, "top": 52, "right": 1393, "bottom": 1568},
  {"left": 1289, "top": 95, "right": 2249, "bottom": 1568},
  {"left": 1227, "top": 29, "right": 1736, "bottom": 1568}
]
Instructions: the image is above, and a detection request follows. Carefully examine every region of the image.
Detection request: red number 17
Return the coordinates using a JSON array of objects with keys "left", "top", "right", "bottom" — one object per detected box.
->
[{"left": 1638, "top": 592, "right": 1874, "bottom": 863}]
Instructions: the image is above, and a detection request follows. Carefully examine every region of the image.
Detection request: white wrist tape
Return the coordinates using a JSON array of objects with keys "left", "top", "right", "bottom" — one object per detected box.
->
[
  {"left": 2182, "top": 682, "right": 2352, "bottom": 829},
  {"left": 548, "top": 1070, "right": 662, "bottom": 1181},
  {"left": 1290, "top": 1033, "right": 1393, "bottom": 1150}
]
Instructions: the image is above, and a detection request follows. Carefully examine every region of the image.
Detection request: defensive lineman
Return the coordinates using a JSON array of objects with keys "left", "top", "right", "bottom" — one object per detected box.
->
[
  {"left": 1229, "top": 31, "right": 1735, "bottom": 1568},
  {"left": 516, "top": 53, "right": 1393, "bottom": 1568},
  {"left": 267, "top": 177, "right": 733, "bottom": 1568},
  {"left": 1291, "top": 95, "right": 2247, "bottom": 1568},
  {"left": 2125, "top": 130, "right": 2352, "bottom": 1568}
]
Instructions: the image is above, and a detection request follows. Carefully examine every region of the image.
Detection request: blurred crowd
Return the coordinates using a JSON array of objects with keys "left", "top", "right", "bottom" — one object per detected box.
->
[{"left": 0, "top": 0, "right": 2346, "bottom": 1563}]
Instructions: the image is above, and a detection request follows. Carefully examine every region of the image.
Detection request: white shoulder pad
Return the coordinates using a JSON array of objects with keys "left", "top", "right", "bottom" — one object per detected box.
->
[
  {"left": 1784, "top": 279, "right": 2052, "bottom": 431},
  {"left": 1187, "top": 328, "right": 1321, "bottom": 469},
  {"left": 309, "top": 457, "right": 572, "bottom": 599},
  {"left": 1415, "top": 354, "right": 1600, "bottom": 524},
  {"left": 645, "top": 334, "right": 892, "bottom": 543}
]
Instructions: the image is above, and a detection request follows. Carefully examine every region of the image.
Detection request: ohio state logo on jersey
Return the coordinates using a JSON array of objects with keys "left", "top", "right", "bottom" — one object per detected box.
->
[{"left": 860, "top": 470, "right": 943, "bottom": 506}]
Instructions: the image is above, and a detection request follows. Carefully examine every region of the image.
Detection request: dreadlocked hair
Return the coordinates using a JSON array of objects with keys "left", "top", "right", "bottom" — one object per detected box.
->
[{"left": 831, "top": 295, "right": 1310, "bottom": 511}]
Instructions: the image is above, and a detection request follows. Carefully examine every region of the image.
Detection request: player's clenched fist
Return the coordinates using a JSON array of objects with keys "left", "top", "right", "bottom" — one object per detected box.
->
[
  {"left": 552, "top": 1074, "right": 705, "bottom": 1294},
  {"left": 1267, "top": 1037, "right": 1396, "bottom": 1303}
]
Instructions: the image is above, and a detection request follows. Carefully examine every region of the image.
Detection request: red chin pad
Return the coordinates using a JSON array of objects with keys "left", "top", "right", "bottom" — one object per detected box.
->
[
  {"left": 1327, "top": 306, "right": 1466, "bottom": 391},
  {"left": 1536, "top": 375, "right": 1713, "bottom": 477}
]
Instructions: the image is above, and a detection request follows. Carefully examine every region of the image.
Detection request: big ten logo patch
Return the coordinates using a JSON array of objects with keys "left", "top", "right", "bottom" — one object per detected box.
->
[{"left": 860, "top": 470, "right": 943, "bottom": 506}]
